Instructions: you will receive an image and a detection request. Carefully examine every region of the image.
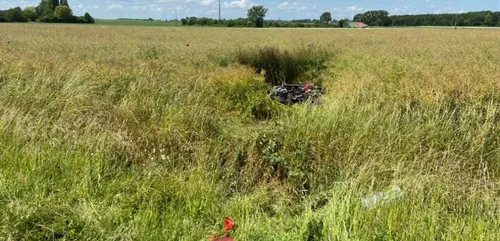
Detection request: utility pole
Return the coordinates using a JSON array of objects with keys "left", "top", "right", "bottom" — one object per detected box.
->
[
  {"left": 454, "top": 13, "right": 458, "bottom": 29},
  {"left": 175, "top": 10, "right": 178, "bottom": 27}
]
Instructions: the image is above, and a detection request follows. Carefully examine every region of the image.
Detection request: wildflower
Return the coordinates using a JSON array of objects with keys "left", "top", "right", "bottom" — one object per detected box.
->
[
  {"left": 224, "top": 217, "right": 235, "bottom": 233},
  {"left": 210, "top": 217, "right": 236, "bottom": 241}
]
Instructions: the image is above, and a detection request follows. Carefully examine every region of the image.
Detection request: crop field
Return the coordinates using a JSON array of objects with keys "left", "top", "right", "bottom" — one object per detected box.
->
[{"left": 0, "top": 24, "right": 499, "bottom": 240}]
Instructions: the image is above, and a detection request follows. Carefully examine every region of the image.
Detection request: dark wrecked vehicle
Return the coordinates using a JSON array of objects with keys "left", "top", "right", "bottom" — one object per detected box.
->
[{"left": 269, "top": 83, "right": 324, "bottom": 105}]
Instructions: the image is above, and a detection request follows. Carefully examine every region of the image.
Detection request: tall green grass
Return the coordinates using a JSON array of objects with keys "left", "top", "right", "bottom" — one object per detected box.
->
[
  {"left": 0, "top": 24, "right": 499, "bottom": 240},
  {"left": 236, "top": 46, "right": 330, "bottom": 85}
]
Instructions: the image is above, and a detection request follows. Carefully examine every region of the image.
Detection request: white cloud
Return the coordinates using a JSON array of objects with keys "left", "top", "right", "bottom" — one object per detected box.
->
[
  {"left": 346, "top": 5, "right": 364, "bottom": 12},
  {"left": 278, "top": 1, "right": 306, "bottom": 10},
  {"left": 222, "top": 0, "right": 251, "bottom": 9},
  {"left": 278, "top": 1, "right": 289, "bottom": 9},
  {"left": 109, "top": 4, "right": 123, "bottom": 9},
  {"left": 201, "top": 0, "right": 215, "bottom": 6}
]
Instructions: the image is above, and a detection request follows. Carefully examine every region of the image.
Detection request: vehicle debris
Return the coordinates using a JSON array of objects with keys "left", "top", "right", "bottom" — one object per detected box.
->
[
  {"left": 361, "top": 186, "right": 404, "bottom": 208},
  {"left": 269, "top": 83, "right": 324, "bottom": 105}
]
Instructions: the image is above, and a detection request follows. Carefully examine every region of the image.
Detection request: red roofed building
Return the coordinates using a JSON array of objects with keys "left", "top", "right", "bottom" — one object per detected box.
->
[{"left": 347, "top": 22, "right": 369, "bottom": 28}]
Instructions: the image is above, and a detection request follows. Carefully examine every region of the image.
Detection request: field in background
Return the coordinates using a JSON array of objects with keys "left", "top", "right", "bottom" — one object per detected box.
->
[
  {"left": 0, "top": 24, "right": 499, "bottom": 240},
  {"left": 96, "top": 19, "right": 180, "bottom": 27}
]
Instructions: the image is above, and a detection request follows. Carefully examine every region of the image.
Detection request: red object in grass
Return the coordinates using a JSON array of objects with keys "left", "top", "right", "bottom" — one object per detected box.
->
[
  {"left": 224, "top": 217, "right": 235, "bottom": 233},
  {"left": 186, "top": 43, "right": 190, "bottom": 47},
  {"left": 304, "top": 83, "right": 311, "bottom": 92},
  {"left": 210, "top": 217, "right": 236, "bottom": 241}
]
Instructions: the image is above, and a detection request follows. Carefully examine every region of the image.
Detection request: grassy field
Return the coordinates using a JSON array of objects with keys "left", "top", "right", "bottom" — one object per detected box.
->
[{"left": 0, "top": 24, "right": 499, "bottom": 240}]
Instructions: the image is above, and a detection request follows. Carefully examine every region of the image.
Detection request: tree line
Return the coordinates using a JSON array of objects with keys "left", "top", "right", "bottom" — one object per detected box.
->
[
  {"left": 355, "top": 10, "right": 500, "bottom": 27},
  {"left": 181, "top": 6, "right": 338, "bottom": 28},
  {"left": 180, "top": 17, "right": 338, "bottom": 28},
  {"left": 181, "top": 5, "right": 500, "bottom": 28},
  {"left": 0, "top": 0, "right": 94, "bottom": 23}
]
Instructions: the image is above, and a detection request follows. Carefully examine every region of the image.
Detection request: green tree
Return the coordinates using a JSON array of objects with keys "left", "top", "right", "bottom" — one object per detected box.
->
[
  {"left": 360, "top": 10, "right": 389, "bottom": 26},
  {"left": 484, "top": 13, "right": 494, "bottom": 26},
  {"left": 320, "top": 12, "right": 332, "bottom": 24},
  {"left": 60, "top": 0, "right": 69, "bottom": 7},
  {"left": 338, "top": 18, "right": 348, "bottom": 28},
  {"left": 23, "top": 6, "right": 38, "bottom": 21},
  {"left": 0, "top": 10, "right": 6, "bottom": 22},
  {"left": 84, "top": 12, "right": 94, "bottom": 23},
  {"left": 6, "top": 7, "right": 27, "bottom": 22},
  {"left": 48, "top": 0, "right": 60, "bottom": 10},
  {"left": 247, "top": 5, "right": 268, "bottom": 27},
  {"left": 37, "top": 0, "right": 52, "bottom": 16},
  {"left": 54, "top": 5, "right": 73, "bottom": 22},
  {"left": 187, "top": 17, "right": 197, "bottom": 25},
  {"left": 353, "top": 13, "right": 363, "bottom": 22}
]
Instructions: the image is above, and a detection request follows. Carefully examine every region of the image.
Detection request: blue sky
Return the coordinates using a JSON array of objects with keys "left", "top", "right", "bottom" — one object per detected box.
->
[{"left": 1, "top": 0, "right": 499, "bottom": 20}]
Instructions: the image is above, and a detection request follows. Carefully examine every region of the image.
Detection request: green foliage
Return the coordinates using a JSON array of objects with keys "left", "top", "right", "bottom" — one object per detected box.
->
[
  {"left": 0, "top": 11, "right": 6, "bottom": 22},
  {"left": 187, "top": 17, "right": 197, "bottom": 25},
  {"left": 96, "top": 19, "right": 178, "bottom": 26},
  {"left": 27, "top": 0, "right": 94, "bottom": 24},
  {"left": 48, "top": 0, "right": 59, "bottom": 11},
  {"left": 178, "top": 17, "right": 338, "bottom": 28},
  {"left": 5, "top": 7, "right": 27, "bottom": 22},
  {"left": 304, "top": 218, "right": 324, "bottom": 241},
  {"left": 247, "top": 5, "right": 268, "bottom": 28},
  {"left": 320, "top": 12, "right": 332, "bottom": 24},
  {"left": 60, "top": 0, "right": 69, "bottom": 7},
  {"left": 36, "top": 0, "right": 58, "bottom": 17},
  {"left": 391, "top": 11, "right": 500, "bottom": 27},
  {"left": 353, "top": 13, "right": 363, "bottom": 22},
  {"left": 254, "top": 127, "right": 312, "bottom": 192},
  {"left": 198, "top": 17, "right": 210, "bottom": 26},
  {"left": 236, "top": 46, "right": 331, "bottom": 85},
  {"left": 338, "top": 18, "right": 348, "bottom": 28},
  {"left": 39, "top": 14, "right": 58, "bottom": 22},
  {"left": 180, "top": 17, "right": 221, "bottom": 26},
  {"left": 216, "top": 78, "right": 284, "bottom": 121},
  {"left": 36, "top": 0, "right": 50, "bottom": 16},
  {"left": 83, "top": 12, "right": 94, "bottom": 23},
  {"left": 23, "top": 6, "right": 38, "bottom": 21},
  {"left": 356, "top": 10, "right": 390, "bottom": 26},
  {"left": 53, "top": 5, "right": 73, "bottom": 22}
]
